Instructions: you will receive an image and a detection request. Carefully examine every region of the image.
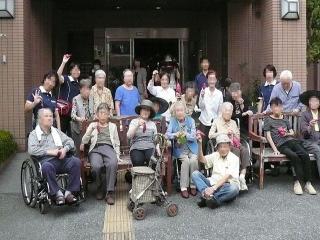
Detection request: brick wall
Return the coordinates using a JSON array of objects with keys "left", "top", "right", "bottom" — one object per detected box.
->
[
  {"left": 0, "top": 0, "right": 52, "bottom": 150},
  {"left": 0, "top": 0, "right": 26, "bottom": 149},
  {"left": 228, "top": 0, "right": 307, "bottom": 91}
]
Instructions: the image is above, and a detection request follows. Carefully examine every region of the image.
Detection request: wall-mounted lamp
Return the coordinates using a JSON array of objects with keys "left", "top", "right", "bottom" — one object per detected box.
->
[
  {"left": 0, "top": 0, "right": 14, "bottom": 18},
  {"left": 281, "top": 0, "right": 299, "bottom": 20}
]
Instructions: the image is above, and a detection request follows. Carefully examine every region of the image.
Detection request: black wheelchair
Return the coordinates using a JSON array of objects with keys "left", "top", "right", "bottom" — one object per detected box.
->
[{"left": 20, "top": 155, "right": 86, "bottom": 214}]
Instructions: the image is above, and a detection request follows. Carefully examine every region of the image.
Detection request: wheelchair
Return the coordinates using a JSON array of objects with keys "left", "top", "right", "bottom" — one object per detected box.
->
[
  {"left": 205, "top": 137, "right": 255, "bottom": 184},
  {"left": 20, "top": 155, "right": 86, "bottom": 214}
]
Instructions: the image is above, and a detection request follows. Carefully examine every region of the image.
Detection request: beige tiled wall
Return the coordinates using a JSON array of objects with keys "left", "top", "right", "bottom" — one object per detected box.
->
[
  {"left": 228, "top": 0, "right": 307, "bottom": 90},
  {"left": 0, "top": 0, "right": 26, "bottom": 149},
  {"left": 0, "top": 0, "right": 52, "bottom": 150}
]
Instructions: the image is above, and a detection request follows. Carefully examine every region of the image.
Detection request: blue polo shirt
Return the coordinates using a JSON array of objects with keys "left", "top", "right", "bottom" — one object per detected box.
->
[
  {"left": 195, "top": 72, "right": 207, "bottom": 93},
  {"left": 27, "top": 86, "right": 57, "bottom": 125},
  {"left": 266, "top": 81, "right": 304, "bottom": 112},
  {"left": 115, "top": 85, "right": 141, "bottom": 116},
  {"left": 257, "top": 80, "right": 278, "bottom": 111},
  {"left": 59, "top": 75, "right": 80, "bottom": 103}
]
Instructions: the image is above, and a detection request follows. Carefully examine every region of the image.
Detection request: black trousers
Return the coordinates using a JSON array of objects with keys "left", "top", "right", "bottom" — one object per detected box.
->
[
  {"left": 60, "top": 115, "right": 71, "bottom": 137},
  {"left": 130, "top": 148, "right": 154, "bottom": 166},
  {"left": 279, "top": 139, "right": 311, "bottom": 182},
  {"left": 198, "top": 122, "right": 211, "bottom": 154}
]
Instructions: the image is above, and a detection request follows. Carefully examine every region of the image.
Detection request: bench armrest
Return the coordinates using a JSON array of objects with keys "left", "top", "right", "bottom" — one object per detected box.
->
[{"left": 249, "top": 131, "right": 267, "bottom": 143}]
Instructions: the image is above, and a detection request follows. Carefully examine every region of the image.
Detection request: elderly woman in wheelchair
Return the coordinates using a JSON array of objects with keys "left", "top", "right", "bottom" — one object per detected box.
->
[
  {"left": 166, "top": 101, "right": 198, "bottom": 198},
  {"left": 22, "top": 108, "right": 83, "bottom": 213},
  {"left": 208, "top": 102, "right": 250, "bottom": 191}
]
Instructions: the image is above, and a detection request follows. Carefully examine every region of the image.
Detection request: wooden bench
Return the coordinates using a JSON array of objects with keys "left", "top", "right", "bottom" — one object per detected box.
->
[
  {"left": 80, "top": 116, "right": 173, "bottom": 194},
  {"left": 248, "top": 113, "right": 316, "bottom": 189}
]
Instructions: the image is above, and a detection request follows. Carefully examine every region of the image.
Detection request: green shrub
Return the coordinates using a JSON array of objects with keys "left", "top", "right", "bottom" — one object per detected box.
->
[
  {"left": 307, "top": 0, "right": 320, "bottom": 62},
  {"left": 0, "top": 130, "right": 17, "bottom": 163}
]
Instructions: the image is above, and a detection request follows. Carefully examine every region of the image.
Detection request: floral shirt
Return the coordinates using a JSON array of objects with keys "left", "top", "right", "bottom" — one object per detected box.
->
[{"left": 90, "top": 85, "right": 114, "bottom": 113}]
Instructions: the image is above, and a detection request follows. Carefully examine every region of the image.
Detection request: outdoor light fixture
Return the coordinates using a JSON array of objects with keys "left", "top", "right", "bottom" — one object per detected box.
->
[
  {"left": 0, "top": 0, "right": 14, "bottom": 18},
  {"left": 281, "top": 0, "right": 299, "bottom": 20}
]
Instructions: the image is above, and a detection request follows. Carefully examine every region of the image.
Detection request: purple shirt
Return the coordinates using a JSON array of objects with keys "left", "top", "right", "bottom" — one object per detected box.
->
[{"left": 195, "top": 72, "right": 207, "bottom": 93}]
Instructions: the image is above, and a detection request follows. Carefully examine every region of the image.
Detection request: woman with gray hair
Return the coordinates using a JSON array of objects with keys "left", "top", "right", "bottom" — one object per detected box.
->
[
  {"left": 208, "top": 102, "right": 250, "bottom": 191},
  {"left": 81, "top": 103, "right": 120, "bottom": 204},
  {"left": 71, "top": 79, "right": 94, "bottom": 156},
  {"left": 166, "top": 101, "right": 198, "bottom": 198},
  {"left": 90, "top": 69, "right": 114, "bottom": 115}
]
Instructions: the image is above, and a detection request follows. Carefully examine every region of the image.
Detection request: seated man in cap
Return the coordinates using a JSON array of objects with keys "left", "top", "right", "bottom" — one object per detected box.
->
[
  {"left": 28, "top": 108, "right": 81, "bottom": 205},
  {"left": 300, "top": 90, "right": 320, "bottom": 177},
  {"left": 192, "top": 133, "right": 240, "bottom": 209}
]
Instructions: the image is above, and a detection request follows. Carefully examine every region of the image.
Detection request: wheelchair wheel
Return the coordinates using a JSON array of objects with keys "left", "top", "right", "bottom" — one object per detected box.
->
[
  {"left": 21, "top": 159, "right": 38, "bottom": 208},
  {"left": 39, "top": 202, "right": 49, "bottom": 214}
]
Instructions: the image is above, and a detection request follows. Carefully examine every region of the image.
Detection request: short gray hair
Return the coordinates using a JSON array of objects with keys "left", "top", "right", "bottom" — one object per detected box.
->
[
  {"left": 95, "top": 69, "right": 106, "bottom": 78},
  {"left": 96, "top": 103, "right": 110, "bottom": 113},
  {"left": 37, "top": 108, "right": 53, "bottom": 122},
  {"left": 220, "top": 102, "right": 233, "bottom": 113},
  {"left": 123, "top": 68, "right": 133, "bottom": 77},
  {"left": 170, "top": 101, "right": 186, "bottom": 117},
  {"left": 279, "top": 70, "right": 293, "bottom": 81}
]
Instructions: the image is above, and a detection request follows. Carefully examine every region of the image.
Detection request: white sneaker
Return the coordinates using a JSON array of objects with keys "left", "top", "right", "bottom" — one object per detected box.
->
[
  {"left": 294, "top": 181, "right": 303, "bottom": 195},
  {"left": 239, "top": 176, "right": 248, "bottom": 191},
  {"left": 304, "top": 182, "right": 317, "bottom": 195}
]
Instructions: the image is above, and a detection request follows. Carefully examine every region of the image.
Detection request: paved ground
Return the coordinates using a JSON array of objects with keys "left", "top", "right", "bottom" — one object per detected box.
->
[
  {"left": 2, "top": 153, "right": 320, "bottom": 240},
  {"left": 0, "top": 153, "right": 105, "bottom": 240}
]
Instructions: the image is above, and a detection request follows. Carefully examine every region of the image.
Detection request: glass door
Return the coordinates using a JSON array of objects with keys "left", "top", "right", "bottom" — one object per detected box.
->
[{"left": 106, "top": 38, "right": 134, "bottom": 95}]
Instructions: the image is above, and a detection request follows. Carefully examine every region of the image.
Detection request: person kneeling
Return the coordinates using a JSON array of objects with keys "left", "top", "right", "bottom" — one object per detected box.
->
[
  {"left": 192, "top": 134, "right": 240, "bottom": 209},
  {"left": 81, "top": 103, "right": 120, "bottom": 204},
  {"left": 28, "top": 108, "right": 81, "bottom": 206}
]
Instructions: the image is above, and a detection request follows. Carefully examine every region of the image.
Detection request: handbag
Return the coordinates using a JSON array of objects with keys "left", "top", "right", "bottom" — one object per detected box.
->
[{"left": 57, "top": 76, "right": 72, "bottom": 116}]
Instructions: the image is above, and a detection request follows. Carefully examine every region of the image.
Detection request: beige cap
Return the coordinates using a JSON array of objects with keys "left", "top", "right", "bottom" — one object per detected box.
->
[{"left": 215, "top": 134, "right": 231, "bottom": 147}]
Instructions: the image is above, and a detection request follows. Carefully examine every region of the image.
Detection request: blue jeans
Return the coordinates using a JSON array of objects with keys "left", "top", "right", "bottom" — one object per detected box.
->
[{"left": 191, "top": 170, "right": 239, "bottom": 205}]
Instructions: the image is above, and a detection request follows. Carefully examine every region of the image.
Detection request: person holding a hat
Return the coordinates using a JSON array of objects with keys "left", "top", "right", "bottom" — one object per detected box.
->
[
  {"left": 166, "top": 101, "right": 198, "bottom": 198},
  {"left": 149, "top": 97, "right": 169, "bottom": 120},
  {"left": 147, "top": 72, "right": 177, "bottom": 122},
  {"left": 192, "top": 133, "right": 240, "bottom": 209},
  {"left": 127, "top": 100, "right": 158, "bottom": 167},
  {"left": 300, "top": 90, "right": 320, "bottom": 176}
]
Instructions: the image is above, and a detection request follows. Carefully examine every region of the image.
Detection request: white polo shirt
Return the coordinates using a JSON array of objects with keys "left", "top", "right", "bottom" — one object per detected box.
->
[
  {"left": 199, "top": 87, "right": 223, "bottom": 126},
  {"left": 204, "top": 151, "right": 240, "bottom": 188}
]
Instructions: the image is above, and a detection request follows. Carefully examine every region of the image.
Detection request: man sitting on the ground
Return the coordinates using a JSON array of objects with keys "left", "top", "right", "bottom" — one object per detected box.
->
[
  {"left": 28, "top": 108, "right": 81, "bottom": 205},
  {"left": 192, "top": 133, "right": 240, "bottom": 209}
]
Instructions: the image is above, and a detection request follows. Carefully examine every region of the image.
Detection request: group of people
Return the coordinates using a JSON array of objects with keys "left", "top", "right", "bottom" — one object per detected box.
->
[{"left": 26, "top": 54, "right": 320, "bottom": 210}]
